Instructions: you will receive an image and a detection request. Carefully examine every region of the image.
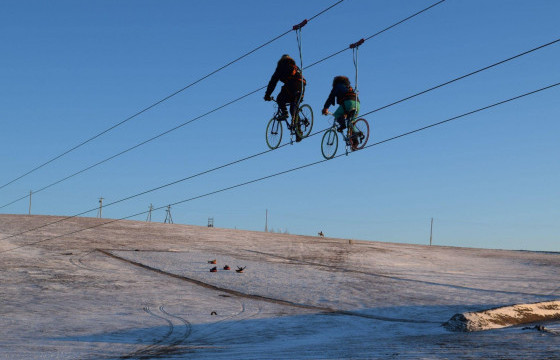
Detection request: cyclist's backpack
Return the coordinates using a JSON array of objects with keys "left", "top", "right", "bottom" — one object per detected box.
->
[{"left": 288, "top": 63, "right": 306, "bottom": 86}]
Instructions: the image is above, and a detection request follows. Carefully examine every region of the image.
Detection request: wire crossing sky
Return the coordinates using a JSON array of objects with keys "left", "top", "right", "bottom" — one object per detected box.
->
[
  {"left": 0, "top": 0, "right": 449, "bottom": 211},
  {"left": 1, "top": 0, "right": 559, "bottom": 251},
  {"left": 2, "top": 82, "right": 557, "bottom": 254},
  {"left": 0, "top": 0, "right": 345, "bottom": 192},
  {"left": 1, "top": 35, "right": 557, "bottom": 233}
]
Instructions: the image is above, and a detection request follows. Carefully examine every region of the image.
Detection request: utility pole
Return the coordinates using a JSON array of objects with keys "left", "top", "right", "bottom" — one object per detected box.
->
[
  {"left": 97, "top": 197, "right": 104, "bottom": 218},
  {"left": 146, "top": 203, "right": 153, "bottom": 222},
  {"left": 429, "top": 217, "right": 434, "bottom": 246},
  {"left": 265, "top": 209, "right": 268, "bottom": 232},
  {"left": 28, "top": 190, "right": 32, "bottom": 215},
  {"left": 164, "top": 205, "right": 173, "bottom": 224}
]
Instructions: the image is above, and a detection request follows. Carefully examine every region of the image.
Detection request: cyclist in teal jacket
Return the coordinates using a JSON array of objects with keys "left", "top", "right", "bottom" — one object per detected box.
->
[{"left": 321, "top": 75, "right": 360, "bottom": 132}]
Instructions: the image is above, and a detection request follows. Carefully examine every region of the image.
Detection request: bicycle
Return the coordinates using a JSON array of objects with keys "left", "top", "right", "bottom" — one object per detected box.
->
[
  {"left": 320, "top": 110, "right": 369, "bottom": 160},
  {"left": 265, "top": 97, "right": 314, "bottom": 150}
]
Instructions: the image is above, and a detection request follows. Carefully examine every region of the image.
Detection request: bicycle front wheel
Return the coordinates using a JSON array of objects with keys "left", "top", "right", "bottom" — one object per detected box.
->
[
  {"left": 295, "top": 104, "right": 314, "bottom": 139},
  {"left": 350, "top": 118, "right": 370, "bottom": 151},
  {"left": 266, "top": 118, "right": 283, "bottom": 149},
  {"left": 321, "top": 129, "right": 338, "bottom": 160}
]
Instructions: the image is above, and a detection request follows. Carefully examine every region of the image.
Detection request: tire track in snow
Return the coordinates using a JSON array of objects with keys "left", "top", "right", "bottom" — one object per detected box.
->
[
  {"left": 159, "top": 305, "right": 192, "bottom": 345},
  {"left": 119, "top": 305, "right": 175, "bottom": 359},
  {"left": 120, "top": 305, "right": 197, "bottom": 359}
]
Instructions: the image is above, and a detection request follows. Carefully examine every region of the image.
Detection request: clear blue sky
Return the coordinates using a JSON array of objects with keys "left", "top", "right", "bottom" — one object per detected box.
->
[{"left": 1, "top": 0, "right": 558, "bottom": 251}]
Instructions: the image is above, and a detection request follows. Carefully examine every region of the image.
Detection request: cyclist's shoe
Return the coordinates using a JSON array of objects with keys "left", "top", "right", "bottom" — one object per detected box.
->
[
  {"left": 287, "top": 120, "right": 295, "bottom": 131},
  {"left": 278, "top": 111, "right": 289, "bottom": 120},
  {"left": 355, "top": 131, "right": 364, "bottom": 143},
  {"left": 336, "top": 118, "right": 346, "bottom": 132}
]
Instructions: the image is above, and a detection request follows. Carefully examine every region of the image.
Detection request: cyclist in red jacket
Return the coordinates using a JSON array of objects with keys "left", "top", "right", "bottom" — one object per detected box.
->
[{"left": 264, "top": 54, "right": 306, "bottom": 123}]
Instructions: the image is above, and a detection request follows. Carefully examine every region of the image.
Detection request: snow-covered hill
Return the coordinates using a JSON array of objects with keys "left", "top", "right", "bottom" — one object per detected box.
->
[{"left": 1, "top": 214, "right": 558, "bottom": 359}]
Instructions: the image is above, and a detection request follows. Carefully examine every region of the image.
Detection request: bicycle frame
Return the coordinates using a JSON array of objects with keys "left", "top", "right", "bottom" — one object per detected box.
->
[
  {"left": 270, "top": 97, "right": 298, "bottom": 134},
  {"left": 266, "top": 96, "right": 314, "bottom": 150},
  {"left": 326, "top": 112, "right": 356, "bottom": 147}
]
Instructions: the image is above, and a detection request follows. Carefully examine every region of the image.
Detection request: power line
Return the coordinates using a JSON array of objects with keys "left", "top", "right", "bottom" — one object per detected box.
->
[
  {"left": 0, "top": 0, "right": 450, "bottom": 210},
  {"left": 1, "top": 82, "right": 557, "bottom": 254},
  {"left": 0, "top": 0, "right": 345, "bottom": 192},
  {"left": 2, "top": 36, "right": 558, "bottom": 211}
]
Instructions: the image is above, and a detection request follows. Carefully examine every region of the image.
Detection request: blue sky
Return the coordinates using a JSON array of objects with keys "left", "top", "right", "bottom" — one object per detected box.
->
[{"left": 1, "top": 0, "right": 559, "bottom": 251}]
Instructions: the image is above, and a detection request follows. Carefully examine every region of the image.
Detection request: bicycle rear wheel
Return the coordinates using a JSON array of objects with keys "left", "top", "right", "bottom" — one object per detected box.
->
[
  {"left": 350, "top": 118, "right": 369, "bottom": 151},
  {"left": 266, "top": 118, "right": 283, "bottom": 149},
  {"left": 321, "top": 129, "right": 338, "bottom": 160},
  {"left": 295, "top": 104, "right": 314, "bottom": 139}
]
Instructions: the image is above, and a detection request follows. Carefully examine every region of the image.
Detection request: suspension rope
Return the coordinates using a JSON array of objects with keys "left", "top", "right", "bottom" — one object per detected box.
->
[
  {"left": 350, "top": 38, "right": 364, "bottom": 94},
  {"left": 350, "top": 38, "right": 365, "bottom": 122},
  {"left": 0, "top": 1, "right": 345, "bottom": 193},
  {"left": 2, "top": 82, "right": 557, "bottom": 254},
  {"left": 293, "top": 19, "right": 307, "bottom": 105}
]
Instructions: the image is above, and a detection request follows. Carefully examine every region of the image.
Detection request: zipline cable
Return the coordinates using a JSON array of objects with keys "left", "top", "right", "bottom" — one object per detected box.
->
[
  {"left": 361, "top": 82, "right": 560, "bottom": 150},
  {"left": 305, "top": 0, "right": 446, "bottom": 69},
  {"left": 360, "top": 38, "right": 560, "bottom": 118},
  {"left": 2, "top": 37, "right": 558, "bottom": 211},
  {"left": 364, "top": 0, "right": 446, "bottom": 42},
  {"left": 0, "top": 86, "right": 266, "bottom": 210},
  {"left": 0, "top": 0, "right": 345, "bottom": 192},
  {"left": 0, "top": 140, "right": 290, "bottom": 241},
  {"left": 0, "top": 0, "right": 449, "bottom": 210},
  {"left": 1, "top": 82, "right": 557, "bottom": 253}
]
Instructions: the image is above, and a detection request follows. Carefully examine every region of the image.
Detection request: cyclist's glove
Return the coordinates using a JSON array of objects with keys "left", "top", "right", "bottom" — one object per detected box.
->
[{"left": 264, "top": 95, "right": 272, "bottom": 101}]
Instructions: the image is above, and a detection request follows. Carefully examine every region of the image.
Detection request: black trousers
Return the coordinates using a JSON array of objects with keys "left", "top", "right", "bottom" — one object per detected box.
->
[{"left": 277, "top": 84, "right": 304, "bottom": 117}]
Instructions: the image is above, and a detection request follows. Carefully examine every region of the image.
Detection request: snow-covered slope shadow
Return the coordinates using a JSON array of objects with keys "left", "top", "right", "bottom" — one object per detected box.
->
[{"left": 50, "top": 306, "right": 560, "bottom": 359}]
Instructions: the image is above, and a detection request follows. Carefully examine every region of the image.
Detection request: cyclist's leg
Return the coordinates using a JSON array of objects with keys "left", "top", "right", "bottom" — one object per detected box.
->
[
  {"left": 333, "top": 105, "right": 346, "bottom": 131},
  {"left": 343, "top": 100, "right": 361, "bottom": 133},
  {"left": 288, "top": 81, "right": 304, "bottom": 119},
  {"left": 289, "top": 91, "right": 300, "bottom": 121},
  {"left": 289, "top": 89, "right": 305, "bottom": 141},
  {"left": 277, "top": 87, "right": 290, "bottom": 119}
]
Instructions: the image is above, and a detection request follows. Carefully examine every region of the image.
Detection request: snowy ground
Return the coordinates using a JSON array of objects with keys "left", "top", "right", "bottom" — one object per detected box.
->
[{"left": 0, "top": 214, "right": 559, "bottom": 359}]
